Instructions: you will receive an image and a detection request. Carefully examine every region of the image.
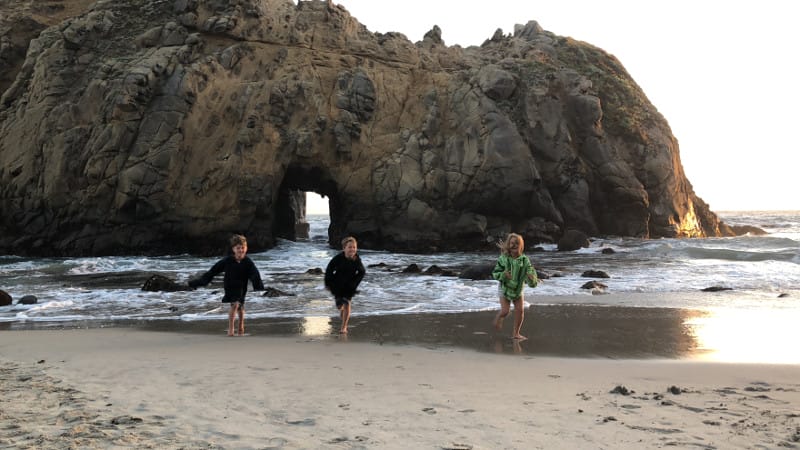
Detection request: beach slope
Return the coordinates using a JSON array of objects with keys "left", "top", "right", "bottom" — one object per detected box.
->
[{"left": 1, "top": 329, "right": 799, "bottom": 449}]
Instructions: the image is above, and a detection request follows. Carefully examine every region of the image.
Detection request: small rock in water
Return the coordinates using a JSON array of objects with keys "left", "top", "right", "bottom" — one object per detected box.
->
[
  {"left": 702, "top": 286, "right": 733, "bottom": 292},
  {"left": 262, "top": 286, "right": 295, "bottom": 297},
  {"left": 18, "top": 295, "right": 38, "bottom": 305},
  {"left": 142, "top": 274, "right": 191, "bottom": 292}
]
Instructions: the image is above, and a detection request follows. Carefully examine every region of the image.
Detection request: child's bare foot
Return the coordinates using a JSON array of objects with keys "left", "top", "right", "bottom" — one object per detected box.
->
[
  {"left": 512, "top": 334, "right": 528, "bottom": 341},
  {"left": 340, "top": 327, "right": 348, "bottom": 334},
  {"left": 227, "top": 331, "right": 235, "bottom": 337},
  {"left": 238, "top": 328, "right": 245, "bottom": 336}
]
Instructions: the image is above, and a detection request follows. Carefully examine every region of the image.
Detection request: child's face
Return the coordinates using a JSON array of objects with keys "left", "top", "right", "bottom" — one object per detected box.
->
[
  {"left": 509, "top": 238, "right": 522, "bottom": 257},
  {"left": 232, "top": 243, "right": 248, "bottom": 261},
  {"left": 343, "top": 241, "right": 357, "bottom": 259}
]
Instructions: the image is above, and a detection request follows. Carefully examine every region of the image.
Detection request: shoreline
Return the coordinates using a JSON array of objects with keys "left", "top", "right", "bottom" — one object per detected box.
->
[
  {"left": 2, "top": 305, "right": 706, "bottom": 359},
  {"left": 5, "top": 299, "right": 800, "bottom": 364},
  {"left": 1, "top": 328, "right": 799, "bottom": 448}
]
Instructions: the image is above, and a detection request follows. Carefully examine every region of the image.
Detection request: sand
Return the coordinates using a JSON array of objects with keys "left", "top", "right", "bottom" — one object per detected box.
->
[{"left": 1, "top": 324, "right": 799, "bottom": 449}]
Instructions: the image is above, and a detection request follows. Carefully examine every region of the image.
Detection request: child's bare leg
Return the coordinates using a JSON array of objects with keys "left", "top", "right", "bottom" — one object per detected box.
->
[
  {"left": 339, "top": 302, "right": 351, "bottom": 334},
  {"left": 512, "top": 298, "right": 526, "bottom": 340},
  {"left": 227, "top": 304, "right": 237, "bottom": 336},
  {"left": 237, "top": 303, "right": 245, "bottom": 336},
  {"left": 493, "top": 297, "right": 511, "bottom": 330}
]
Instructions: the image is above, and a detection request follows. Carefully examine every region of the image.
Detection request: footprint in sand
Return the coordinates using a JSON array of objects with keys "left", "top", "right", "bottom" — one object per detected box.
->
[
  {"left": 110, "top": 415, "right": 143, "bottom": 425},
  {"left": 422, "top": 407, "right": 436, "bottom": 414},
  {"left": 443, "top": 443, "right": 474, "bottom": 450}
]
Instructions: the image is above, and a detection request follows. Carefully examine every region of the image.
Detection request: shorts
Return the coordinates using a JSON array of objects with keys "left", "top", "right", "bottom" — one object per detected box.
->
[
  {"left": 222, "top": 296, "right": 245, "bottom": 307},
  {"left": 335, "top": 296, "right": 351, "bottom": 308}
]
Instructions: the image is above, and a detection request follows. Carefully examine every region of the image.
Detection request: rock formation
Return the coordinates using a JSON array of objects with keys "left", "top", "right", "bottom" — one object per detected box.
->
[{"left": 0, "top": 0, "right": 733, "bottom": 256}]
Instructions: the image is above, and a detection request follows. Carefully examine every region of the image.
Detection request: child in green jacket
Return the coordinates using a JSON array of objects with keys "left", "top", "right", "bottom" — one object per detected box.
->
[{"left": 492, "top": 233, "right": 538, "bottom": 340}]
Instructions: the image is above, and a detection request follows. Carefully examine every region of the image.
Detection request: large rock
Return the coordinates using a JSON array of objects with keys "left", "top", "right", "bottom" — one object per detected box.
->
[
  {"left": 0, "top": 1, "right": 733, "bottom": 256},
  {"left": 0, "top": 290, "right": 11, "bottom": 306}
]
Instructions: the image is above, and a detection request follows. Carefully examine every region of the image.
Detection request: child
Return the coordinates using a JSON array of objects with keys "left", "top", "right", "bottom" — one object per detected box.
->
[
  {"left": 491, "top": 233, "right": 538, "bottom": 340},
  {"left": 324, "top": 236, "right": 365, "bottom": 334},
  {"left": 189, "top": 234, "right": 264, "bottom": 336}
]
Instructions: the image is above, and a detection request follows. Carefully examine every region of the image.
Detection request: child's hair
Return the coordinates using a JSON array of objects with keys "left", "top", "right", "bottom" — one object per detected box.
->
[
  {"left": 498, "top": 233, "right": 524, "bottom": 255},
  {"left": 341, "top": 236, "right": 357, "bottom": 248},
  {"left": 230, "top": 234, "right": 248, "bottom": 248}
]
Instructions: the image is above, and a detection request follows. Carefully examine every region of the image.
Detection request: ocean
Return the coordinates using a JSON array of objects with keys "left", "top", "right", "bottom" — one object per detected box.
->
[{"left": 2, "top": 211, "right": 799, "bottom": 361}]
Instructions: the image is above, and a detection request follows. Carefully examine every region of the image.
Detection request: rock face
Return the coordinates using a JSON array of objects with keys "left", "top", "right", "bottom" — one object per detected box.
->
[{"left": 0, "top": 0, "right": 733, "bottom": 256}]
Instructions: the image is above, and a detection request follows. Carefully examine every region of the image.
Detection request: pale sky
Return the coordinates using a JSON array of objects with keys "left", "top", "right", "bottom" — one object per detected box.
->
[{"left": 306, "top": 0, "right": 799, "bottom": 213}]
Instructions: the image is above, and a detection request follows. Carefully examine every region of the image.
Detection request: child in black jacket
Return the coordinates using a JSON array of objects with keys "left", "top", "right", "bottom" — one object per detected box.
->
[
  {"left": 189, "top": 234, "right": 264, "bottom": 336},
  {"left": 324, "top": 236, "right": 365, "bottom": 334}
]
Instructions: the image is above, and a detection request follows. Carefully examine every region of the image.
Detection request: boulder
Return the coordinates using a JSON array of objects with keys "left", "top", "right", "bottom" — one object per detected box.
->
[
  {"left": 0, "top": 290, "right": 11, "bottom": 306},
  {"left": 458, "top": 263, "right": 496, "bottom": 281},
  {"left": 582, "top": 270, "right": 610, "bottom": 279},
  {"left": 18, "top": 295, "right": 37, "bottom": 305},
  {"left": 262, "top": 287, "right": 295, "bottom": 297},
  {"left": 730, "top": 225, "right": 768, "bottom": 236},
  {"left": 402, "top": 264, "right": 422, "bottom": 274},
  {"left": 558, "top": 230, "right": 591, "bottom": 251},
  {"left": 581, "top": 281, "right": 607, "bottom": 289},
  {"left": 142, "top": 274, "right": 192, "bottom": 292}
]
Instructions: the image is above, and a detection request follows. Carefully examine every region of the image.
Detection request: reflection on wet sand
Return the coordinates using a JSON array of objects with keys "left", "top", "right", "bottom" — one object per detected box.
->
[
  {"left": 687, "top": 307, "right": 800, "bottom": 364},
  {"left": 300, "top": 315, "right": 332, "bottom": 336},
  {"left": 337, "top": 306, "right": 703, "bottom": 359},
  {"left": 14, "top": 304, "right": 800, "bottom": 363}
]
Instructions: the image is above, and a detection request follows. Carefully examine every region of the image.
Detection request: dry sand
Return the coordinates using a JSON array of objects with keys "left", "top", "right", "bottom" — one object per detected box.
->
[{"left": 1, "top": 327, "right": 799, "bottom": 449}]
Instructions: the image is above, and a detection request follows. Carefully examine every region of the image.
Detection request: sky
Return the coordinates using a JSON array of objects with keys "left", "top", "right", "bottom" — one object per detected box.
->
[{"left": 306, "top": 0, "right": 799, "bottom": 213}]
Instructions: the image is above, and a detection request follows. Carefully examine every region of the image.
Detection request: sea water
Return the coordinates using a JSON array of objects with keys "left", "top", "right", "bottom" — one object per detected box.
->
[{"left": 1, "top": 211, "right": 799, "bottom": 326}]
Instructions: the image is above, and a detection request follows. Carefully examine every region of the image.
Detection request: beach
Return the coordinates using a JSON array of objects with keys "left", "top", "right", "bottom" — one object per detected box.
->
[{"left": 2, "top": 308, "right": 799, "bottom": 449}]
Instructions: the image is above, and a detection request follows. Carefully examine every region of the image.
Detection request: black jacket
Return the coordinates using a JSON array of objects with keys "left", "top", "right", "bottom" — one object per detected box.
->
[
  {"left": 324, "top": 252, "right": 365, "bottom": 298},
  {"left": 189, "top": 256, "right": 264, "bottom": 302}
]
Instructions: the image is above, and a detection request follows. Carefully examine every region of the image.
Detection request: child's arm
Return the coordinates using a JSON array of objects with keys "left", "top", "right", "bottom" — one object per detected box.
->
[
  {"left": 188, "top": 258, "right": 226, "bottom": 288},
  {"left": 346, "top": 258, "right": 366, "bottom": 293},
  {"left": 324, "top": 255, "right": 339, "bottom": 289},
  {"left": 354, "top": 258, "right": 365, "bottom": 285},
  {"left": 525, "top": 257, "right": 539, "bottom": 288},
  {"left": 248, "top": 260, "right": 265, "bottom": 291},
  {"left": 491, "top": 256, "right": 507, "bottom": 281}
]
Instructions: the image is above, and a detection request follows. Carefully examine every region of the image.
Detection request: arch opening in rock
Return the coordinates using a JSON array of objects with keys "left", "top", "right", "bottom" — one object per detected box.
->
[{"left": 273, "top": 165, "right": 338, "bottom": 245}]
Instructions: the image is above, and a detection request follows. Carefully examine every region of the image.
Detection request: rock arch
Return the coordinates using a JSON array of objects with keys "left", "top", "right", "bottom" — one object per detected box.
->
[
  {"left": 0, "top": 0, "right": 732, "bottom": 256},
  {"left": 273, "top": 164, "right": 339, "bottom": 243}
]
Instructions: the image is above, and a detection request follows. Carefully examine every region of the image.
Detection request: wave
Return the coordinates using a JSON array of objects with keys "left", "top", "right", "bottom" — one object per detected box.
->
[{"left": 684, "top": 246, "right": 799, "bottom": 263}]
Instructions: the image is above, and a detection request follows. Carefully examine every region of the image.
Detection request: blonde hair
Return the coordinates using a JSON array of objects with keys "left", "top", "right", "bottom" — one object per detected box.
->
[
  {"left": 230, "top": 234, "right": 248, "bottom": 248},
  {"left": 341, "top": 236, "right": 357, "bottom": 248},
  {"left": 498, "top": 233, "right": 524, "bottom": 255}
]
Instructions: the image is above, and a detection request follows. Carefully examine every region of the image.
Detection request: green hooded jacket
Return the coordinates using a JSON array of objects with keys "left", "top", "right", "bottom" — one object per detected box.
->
[{"left": 492, "top": 254, "right": 538, "bottom": 300}]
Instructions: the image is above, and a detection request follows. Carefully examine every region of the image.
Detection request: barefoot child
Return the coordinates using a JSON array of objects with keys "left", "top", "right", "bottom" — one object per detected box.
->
[
  {"left": 189, "top": 234, "right": 264, "bottom": 336},
  {"left": 324, "top": 236, "right": 365, "bottom": 334},
  {"left": 492, "top": 233, "right": 538, "bottom": 340}
]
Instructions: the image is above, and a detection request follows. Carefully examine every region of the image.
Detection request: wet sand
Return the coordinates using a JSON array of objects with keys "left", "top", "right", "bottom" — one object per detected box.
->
[{"left": 3, "top": 305, "right": 705, "bottom": 359}]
